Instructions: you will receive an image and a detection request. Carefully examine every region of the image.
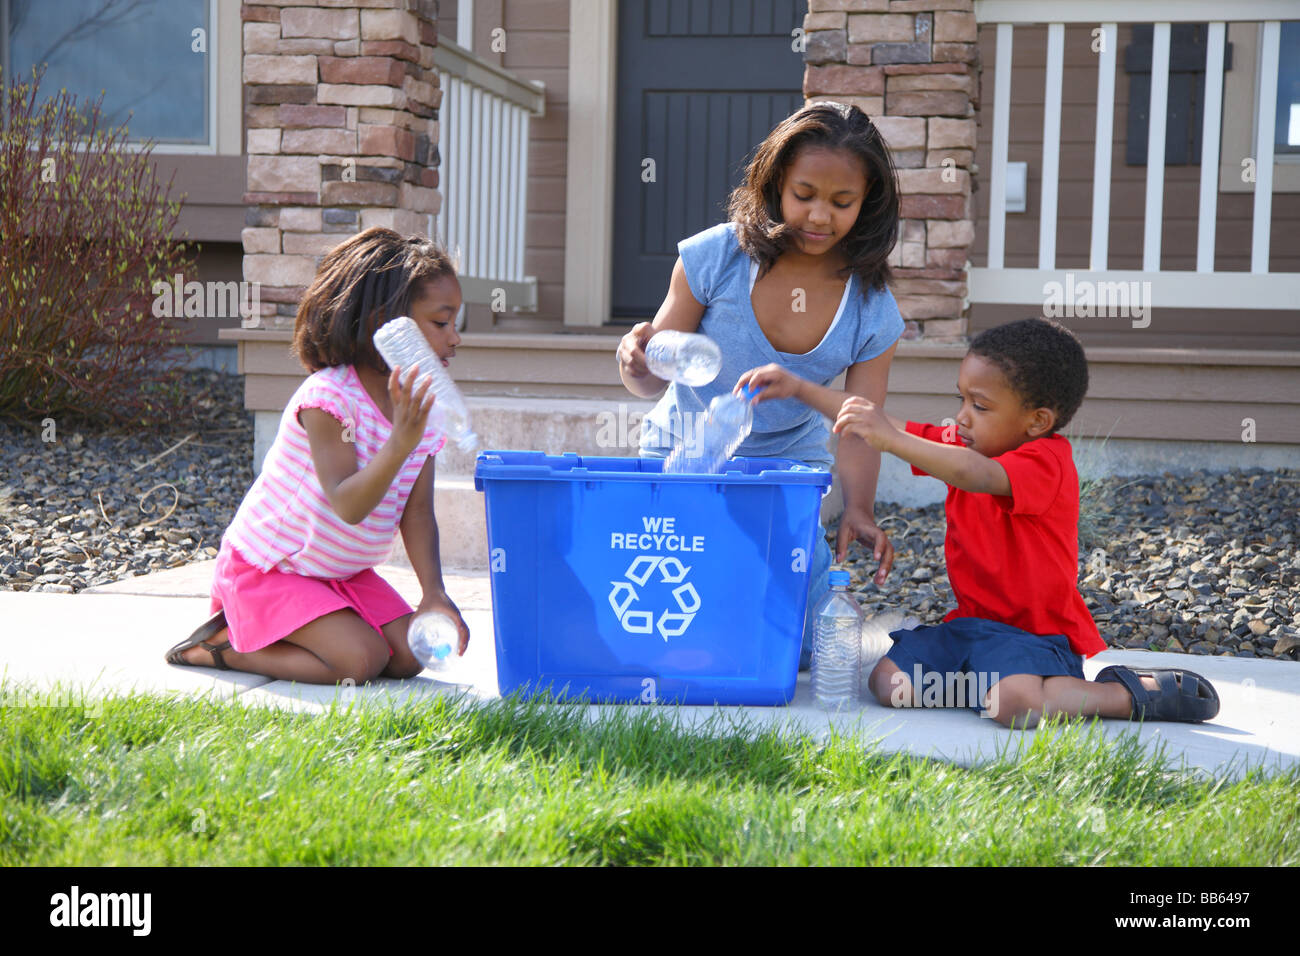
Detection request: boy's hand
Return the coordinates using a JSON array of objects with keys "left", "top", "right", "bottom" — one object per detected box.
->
[
  {"left": 417, "top": 590, "right": 470, "bottom": 656},
  {"left": 617, "top": 321, "right": 656, "bottom": 379},
  {"left": 833, "top": 396, "right": 897, "bottom": 450},
  {"left": 735, "top": 364, "right": 805, "bottom": 402},
  {"left": 836, "top": 507, "right": 895, "bottom": 587},
  {"left": 388, "top": 365, "right": 437, "bottom": 456}
]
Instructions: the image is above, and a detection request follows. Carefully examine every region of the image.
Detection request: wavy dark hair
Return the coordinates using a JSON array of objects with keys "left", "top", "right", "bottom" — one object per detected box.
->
[
  {"left": 292, "top": 227, "right": 456, "bottom": 373},
  {"left": 727, "top": 101, "right": 900, "bottom": 290}
]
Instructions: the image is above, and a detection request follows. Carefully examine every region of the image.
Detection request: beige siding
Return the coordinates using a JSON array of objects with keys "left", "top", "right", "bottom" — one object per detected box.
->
[
  {"left": 970, "top": 23, "right": 1300, "bottom": 349},
  {"left": 230, "top": 330, "right": 1300, "bottom": 445},
  {"left": 439, "top": 0, "right": 569, "bottom": 333}
]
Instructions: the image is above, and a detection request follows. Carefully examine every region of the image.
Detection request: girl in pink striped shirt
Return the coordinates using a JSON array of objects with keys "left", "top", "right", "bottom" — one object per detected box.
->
[{"left": 166, "top": 227, "right": 468, "bottom": 684}]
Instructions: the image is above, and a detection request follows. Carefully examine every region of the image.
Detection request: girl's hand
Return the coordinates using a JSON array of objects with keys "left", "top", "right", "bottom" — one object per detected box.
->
[
  {"left": 836, "top": 506, "right": 895, "bottom": 587},
  {"left": 735, "top": 364, "right": 804, "bottom": 402},
  {"left": 617, "top": 321, "right": 656, "bottom": 378},
  {"left": 418, "top": 591, "right": 470, "bottom": 655},
  {"left": 387, "top": 365, "right": 437, "bottom": 456},
  {"left": 833, "top": 395, "right": 896, "bottom": 450}
]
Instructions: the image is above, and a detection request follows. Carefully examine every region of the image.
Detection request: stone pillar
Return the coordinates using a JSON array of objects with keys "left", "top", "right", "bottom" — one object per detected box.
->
[
  {"left": 241, "top": 0, "right": 442, "bottom": 329},
  {"left": 803, "top": 0, "right": 977, "bottom": 343}
]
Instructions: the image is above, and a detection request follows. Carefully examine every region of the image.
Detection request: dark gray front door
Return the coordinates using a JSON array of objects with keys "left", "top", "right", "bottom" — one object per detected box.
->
[{"left": 612, "top": 0, "right": 806, "bottom": 319}]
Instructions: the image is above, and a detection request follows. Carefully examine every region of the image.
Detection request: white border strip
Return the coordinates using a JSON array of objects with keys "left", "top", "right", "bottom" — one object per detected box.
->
[
  {"left": 1196, "top": 22, "right": 1226, "bottom": 274},
  {"left": 970, "top": 267, "right": 1300, "bottom": 310},
  {"left": 1142, "top": 23, "right": 1170, "bottom": 273},
  {"left": 1038, "top": 23, "right": 1064, "bottom": 270},
  {"left": 1089, "top": 23, "right": 1117, "bottom": 271},
  {"left": 1251, "top": 21, "right": 1280, "bottom": 275},
  {"left": 975, "top": 1, "right": 1300, "bottom": 24},
  {"left": 987, "top": 23, "right": 1013, "bottom": 269}
]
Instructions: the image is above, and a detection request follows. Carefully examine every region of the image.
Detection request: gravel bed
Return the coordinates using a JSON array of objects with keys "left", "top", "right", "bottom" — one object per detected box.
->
[
  {"left": 2, "top": 371, "right": 1296, "bottom": 660},
  {"left": 0, "top": 370, "right": 253, "bottom": 591},
  {"left": 840, "top": 470, "right": 1300, "bottom": 661}
]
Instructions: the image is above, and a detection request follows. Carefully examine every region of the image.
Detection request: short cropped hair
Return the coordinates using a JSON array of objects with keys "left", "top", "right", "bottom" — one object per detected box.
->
[{"left": 968, "top": 318, "right": 1089, "bottom": 433}]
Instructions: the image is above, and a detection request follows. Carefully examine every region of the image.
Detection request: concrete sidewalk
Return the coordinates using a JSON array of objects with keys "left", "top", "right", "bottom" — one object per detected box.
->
[{"left": 2, "top": 561, "right": 1297, "bottom": 781}]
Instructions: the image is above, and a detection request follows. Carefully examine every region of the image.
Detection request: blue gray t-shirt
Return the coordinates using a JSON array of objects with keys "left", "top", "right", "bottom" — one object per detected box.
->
[{"left": 640, "top": 221, "right": 905, "bottom": 470}]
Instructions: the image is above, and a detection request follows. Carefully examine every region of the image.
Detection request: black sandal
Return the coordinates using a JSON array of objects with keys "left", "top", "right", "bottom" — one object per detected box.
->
[
  {"left": 165, "top": 611, "right": 233, "bottom": 670},
  {"left": 1095, "top": 664, "right": 1219, "bottom": 722}
]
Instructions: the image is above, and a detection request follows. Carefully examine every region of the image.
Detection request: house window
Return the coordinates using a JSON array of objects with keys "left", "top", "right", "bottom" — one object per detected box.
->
[
  {"left": 1214, "top": 22, "right": 1299, "bottom": 193},
  {"left": 1, "top": 0, "right": 211, "bottom": 147},
  {"left": 1276, "top": 22, "right": 1300, "bottom": 155}
]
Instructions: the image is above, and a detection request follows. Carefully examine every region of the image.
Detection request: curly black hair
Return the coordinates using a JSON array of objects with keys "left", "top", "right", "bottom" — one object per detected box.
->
[
  {"left": 726, "top": 101, "right": 899, "bottom": 291},
  {"left": 968, "top": 318, "right": 1089, "bottom": 433}
]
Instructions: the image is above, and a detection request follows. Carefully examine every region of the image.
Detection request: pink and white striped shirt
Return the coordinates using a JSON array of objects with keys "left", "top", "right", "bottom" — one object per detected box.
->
[{"left": 223, "top": 364, "right": 446, "bottom": 578}]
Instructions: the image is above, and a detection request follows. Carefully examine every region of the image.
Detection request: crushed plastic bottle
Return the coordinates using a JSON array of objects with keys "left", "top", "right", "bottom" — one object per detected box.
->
[
  {"left": 373, "top": 316, "right": 480, "bottom": 452},
  {"left": 859, "top": 609, "right": 903, "bottom": 676},
  {"left": 643, "top": 330, "right": 722, "bottom": 386}
]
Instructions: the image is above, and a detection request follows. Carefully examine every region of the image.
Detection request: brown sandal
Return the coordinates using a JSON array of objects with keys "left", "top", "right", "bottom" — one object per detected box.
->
[{"left": 165, "top": 611, "right": 233, "bottom": 670}]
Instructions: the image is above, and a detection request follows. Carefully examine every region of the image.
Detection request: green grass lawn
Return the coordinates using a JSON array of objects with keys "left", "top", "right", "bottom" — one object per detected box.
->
[{"left": 3, "top": 681, "right": 1297, "bottom": 866}]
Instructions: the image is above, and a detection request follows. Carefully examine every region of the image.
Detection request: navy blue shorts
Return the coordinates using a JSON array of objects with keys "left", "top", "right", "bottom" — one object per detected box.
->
[{"left": 883, "top": 617, "right": 1085, "bottom": 714}]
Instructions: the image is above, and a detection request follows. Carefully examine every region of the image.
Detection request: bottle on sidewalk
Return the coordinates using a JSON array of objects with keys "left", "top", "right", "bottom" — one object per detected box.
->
[
  {"left": 643, "top": 330, "right": 723, "bottom": 386},
  {"left": 663, "top": 385, "right": 757, "bottom": 475},
  {"left": 373, "top": 316, "right": 480, "bottom": 452},
  {"left": 811, "top": 568, "right": 863, "bottom": 709},
  {"left": 407, "top": 610, "right": 461, "bottom": 673}
]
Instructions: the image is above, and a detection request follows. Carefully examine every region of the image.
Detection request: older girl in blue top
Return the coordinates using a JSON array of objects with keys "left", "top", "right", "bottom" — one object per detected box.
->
[{"left": 618, "top": 101, "right": 904, "bottom": 665}]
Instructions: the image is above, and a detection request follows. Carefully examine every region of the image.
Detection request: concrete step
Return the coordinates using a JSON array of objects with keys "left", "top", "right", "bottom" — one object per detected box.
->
[{"left": 437, "top": 396, "right": 656, "bottom": 474}]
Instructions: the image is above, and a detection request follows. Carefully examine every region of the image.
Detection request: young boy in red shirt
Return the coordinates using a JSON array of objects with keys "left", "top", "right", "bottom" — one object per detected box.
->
[{"left": 740, "top": 318, "right": 1219, "bottom": 728}]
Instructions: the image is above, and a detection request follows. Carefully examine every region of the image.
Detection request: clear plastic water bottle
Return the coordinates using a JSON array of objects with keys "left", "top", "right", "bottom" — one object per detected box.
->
[
  {"left": 407, "top": 610, "right": 460, "bottom": 673},
  {"left": 663, "top": 386, "right": 756, "bottom": 474},
  {"left": 643, "top": 330, "right": 722, "bottom": 386},
  {"left": 811, "top": 569, "right": 862, "bottom": 709},
  {"left": 373, "top": 316, "right": 480, "bottom": 452}
]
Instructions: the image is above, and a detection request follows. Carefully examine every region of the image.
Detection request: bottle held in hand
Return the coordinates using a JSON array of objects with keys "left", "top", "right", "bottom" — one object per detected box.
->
[
  {"left": 408, "top": 610, "right": 460, "bottom": 673},
  {"left": 643, "top": 330, "right": 723, "bottom": 386},
  {"left": 373, "top": 316, "right": 480, "bottom": 451},
  {"left": 662, "top": 386, "right": 756, "bottom": 475}
]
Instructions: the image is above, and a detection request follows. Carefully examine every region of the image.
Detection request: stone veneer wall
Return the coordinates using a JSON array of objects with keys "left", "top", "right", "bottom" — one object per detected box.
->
[
  {"left": 803, "top": 0, "right": 977, "bottom": 342},
  {"left": 240, "top": 0, "right": 442, "bottom": 329}
]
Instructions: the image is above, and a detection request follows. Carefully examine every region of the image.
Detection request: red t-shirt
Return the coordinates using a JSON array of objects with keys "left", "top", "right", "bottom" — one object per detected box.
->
[{"left": 905, "top": 421, "right": 1105, "bottom": 657}]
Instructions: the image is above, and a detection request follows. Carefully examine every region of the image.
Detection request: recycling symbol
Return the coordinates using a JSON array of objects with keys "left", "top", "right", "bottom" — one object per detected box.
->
[{"left": 607, "top": 555, "right": 700, "bottom": 642}]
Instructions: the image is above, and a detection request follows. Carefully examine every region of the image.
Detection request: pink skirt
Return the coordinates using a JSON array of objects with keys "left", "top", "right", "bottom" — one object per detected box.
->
[{"left": 210, "top": 543, "right": 413, "bottom": 654}]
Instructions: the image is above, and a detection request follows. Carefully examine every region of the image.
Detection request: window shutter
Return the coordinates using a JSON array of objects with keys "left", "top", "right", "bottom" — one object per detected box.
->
[{"left": 1124, "top": 23, "right": 1231, "bottom": 166}]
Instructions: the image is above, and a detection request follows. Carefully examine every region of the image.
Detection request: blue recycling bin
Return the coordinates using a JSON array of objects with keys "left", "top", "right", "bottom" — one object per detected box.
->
[{"left": 473, "top": 451, "right": 830, "bottom": 705}]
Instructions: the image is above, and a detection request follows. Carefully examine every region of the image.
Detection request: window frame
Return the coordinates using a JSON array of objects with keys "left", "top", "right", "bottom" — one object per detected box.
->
[
  {"left": 0, "top": 0, "right": 219, "bottom": 155},
  {"left": 1219, "top": 20, "right": 1300, "bottom": 193}
]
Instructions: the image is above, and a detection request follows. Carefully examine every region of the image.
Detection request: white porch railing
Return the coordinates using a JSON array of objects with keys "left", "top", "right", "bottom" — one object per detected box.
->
[
  {"left": 433, "top": 38, "right": 545, "bottom": 311},
  {"left": 969, "top": 0, "right": 1300, "bottom": 313}
]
